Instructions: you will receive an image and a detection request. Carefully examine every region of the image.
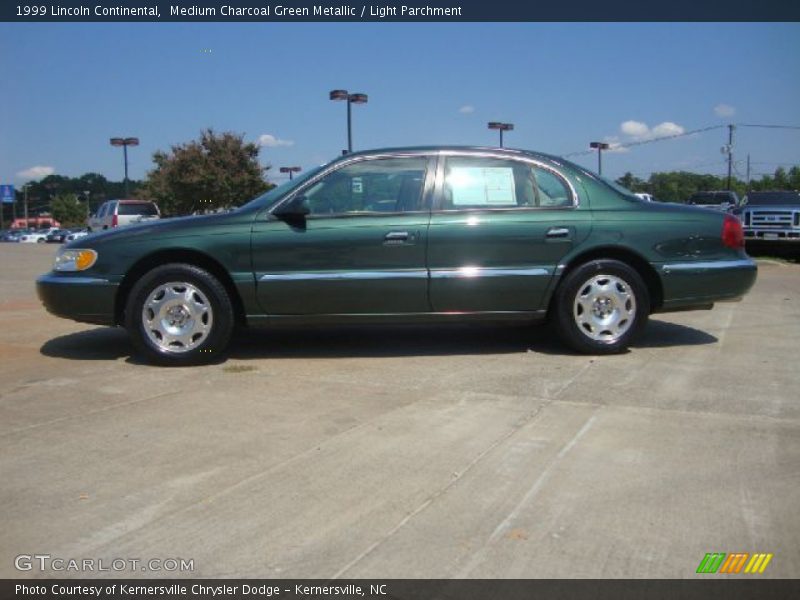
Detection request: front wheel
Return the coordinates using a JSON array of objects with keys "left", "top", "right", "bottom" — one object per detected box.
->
[
  {"left": 551, "top": 259, "right": 649, "bottom": 354},
  {"left": 125, "top": 263, "right": 234, "bottom": 366}
]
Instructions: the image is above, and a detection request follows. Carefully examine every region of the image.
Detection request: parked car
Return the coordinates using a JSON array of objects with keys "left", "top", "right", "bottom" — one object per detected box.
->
[
  {"left": 2, "top": 229, "right": 25, "bottom": 242},
  {"left": 37, "top": 146, "right": 757, "bottom": 366},
  {"left": 65, "top": 229, "right": 89, "bottom": 242},
  {"left": 87, "top": 199, "right": 160, "bottom": 232},
  {"left": 686, "top": 191, "right": 739, "bottom": 211},
  {"left": 46, "top": 229, "right": 72, "bottom": 243},
  {"left": 19, "top": 231, "right": 48, "bottom": 243},
  {"left": 635, "top": 193, "right": 656, "bottom": 202},
  {"left": 734, "top": 190, "right": 800, "bottom": 245}
]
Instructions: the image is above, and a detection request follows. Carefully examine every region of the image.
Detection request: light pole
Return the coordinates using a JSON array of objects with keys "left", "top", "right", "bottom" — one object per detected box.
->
[
  {"left": 279, "top": 166, "right": 302, "bottom": 180},
  {"left": 590, "top": 142, "right": 610, "bottom": 176},
  {"left": 329, "top": 90, "right": 368, "bottom": 154},
  {"left": 23, "top": 182, "right": 30, "bottom": 227},
  {"left": 110, "top": 137, "right": 139, "bottom": 197},
  {"left": 488, "top": 122, "right": 514, "bottom": 147}
]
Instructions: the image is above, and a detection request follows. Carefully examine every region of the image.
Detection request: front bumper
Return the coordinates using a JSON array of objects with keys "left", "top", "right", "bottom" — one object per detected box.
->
[{"left": 36, "top": 274, "right": 118, "bottom": 325}]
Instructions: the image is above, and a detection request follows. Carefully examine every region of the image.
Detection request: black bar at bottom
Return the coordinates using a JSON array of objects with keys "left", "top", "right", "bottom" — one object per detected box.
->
[{"left": 3, "top": 579, "right": 800, "bottom": 600}]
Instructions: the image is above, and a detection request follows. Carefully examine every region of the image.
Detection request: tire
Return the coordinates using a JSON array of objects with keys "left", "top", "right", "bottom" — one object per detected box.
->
[
  {"left": 37, "top": 238, "right": 45, "bottom": 243},
  {"left": 551, "top": 259, "right": 649, "bottom": 354},
  {"left": 125, "top": 263, "right": 234, "bottom": 366}
]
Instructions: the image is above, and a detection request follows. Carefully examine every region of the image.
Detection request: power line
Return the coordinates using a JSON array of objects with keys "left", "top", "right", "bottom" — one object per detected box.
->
[
  {"left": 738, "top": 124, "right": 800, "bottom": 130},
  {"left": 563, "top": 124, "right": 726, "bottom": 157}
]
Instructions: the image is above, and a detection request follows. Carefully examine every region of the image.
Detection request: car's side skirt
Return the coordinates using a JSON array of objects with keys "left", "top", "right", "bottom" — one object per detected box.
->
[{"left": 246, "top": 310, "right": 547, "bottom": 327}]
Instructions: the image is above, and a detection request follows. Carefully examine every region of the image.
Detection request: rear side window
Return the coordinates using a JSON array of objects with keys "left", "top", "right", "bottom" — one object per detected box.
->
[
  {"left": 441, "top": 156, "right": 572, "bottom": 210},
  {"left": 118, "top": 202, "right": 159, "bottom": 216}
]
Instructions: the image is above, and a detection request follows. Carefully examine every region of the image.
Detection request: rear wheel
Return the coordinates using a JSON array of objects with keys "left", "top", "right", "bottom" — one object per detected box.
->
[
  {"left": 125, "top": 263, "right": 234, "bottom": 366},
  {"left": 552, "top": 259, "right": 649, "bottom": 354}
]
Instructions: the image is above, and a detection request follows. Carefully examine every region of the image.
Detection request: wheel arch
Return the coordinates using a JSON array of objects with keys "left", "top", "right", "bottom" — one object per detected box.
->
[
  {"left": 114, "top": 248, "right": 247, "bottom": 327},
  {"left": 549, "top": 245, "right": 664, "bottom": 313}
]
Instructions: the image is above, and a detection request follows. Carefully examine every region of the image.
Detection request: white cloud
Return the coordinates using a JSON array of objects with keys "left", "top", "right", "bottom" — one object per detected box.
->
[
  {"left": 257, "top": 134, "right": 294, "bottom": 148},
  {"left": 714, "top": 103, "right": 736, "bottom": 118},
  {"left": 17, "top": 165, "right": 55, "bottom": 180},
  {"left": 620, "top": 120, "right": 649, "bottom": 138},
  {"left": 651, "top": 122, "right": 685, "bottom": 137},
  {"left": 458, "top": 105, "right": 475, "bottom": 114},
  {"left": 620, "top": 120, "right": 685, "bottom": 141}
]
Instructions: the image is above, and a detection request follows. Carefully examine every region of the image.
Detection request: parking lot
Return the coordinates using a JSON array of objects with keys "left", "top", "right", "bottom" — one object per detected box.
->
[{"left": 1, "top": 242, "right": 798, "bottom": 578}]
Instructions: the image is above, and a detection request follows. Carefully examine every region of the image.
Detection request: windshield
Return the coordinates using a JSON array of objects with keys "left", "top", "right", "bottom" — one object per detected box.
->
[
  {"left": 688, "top": 192, "right": 734, "bottom": 204},
  {"left": 743, "top": 191, "right": 800, "bottom": 206},
  {"left": 238, "top": 164, "right": 328, "bottom": 211},
  {"left": 119, "top": 202, "right": 159, "bottom": 216}
]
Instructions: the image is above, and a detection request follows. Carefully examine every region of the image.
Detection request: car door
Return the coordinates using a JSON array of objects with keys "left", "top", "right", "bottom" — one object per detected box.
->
[
  {"left": 427, "top": 151, "right": 591, "bottom": 313},
  {"left": 251, "top": 154, "right": 435, "bottom": 315}
]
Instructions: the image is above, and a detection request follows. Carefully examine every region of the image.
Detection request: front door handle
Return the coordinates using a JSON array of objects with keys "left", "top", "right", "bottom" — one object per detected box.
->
[
  {"left": 546, "top": 227, "right": 571, "bottom": 240},
  {"left": 384, "top": 231, "right": 411, "bottom": 245}
]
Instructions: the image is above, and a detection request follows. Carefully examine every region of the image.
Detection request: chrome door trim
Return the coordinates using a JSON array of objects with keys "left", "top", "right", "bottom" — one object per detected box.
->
[
  {"left": 259, "top": 270, "right": 428, "bottom": 282},
  {"left": 430, "top": 266, "right": 550, "bottom": 279}
]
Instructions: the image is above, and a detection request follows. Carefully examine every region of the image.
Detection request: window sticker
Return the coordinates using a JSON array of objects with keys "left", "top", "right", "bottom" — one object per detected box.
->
[
  {"left": 352, "top": 177, "right": 363, "bottom": 194},
  {"left": 448, "top": 167, "right": 516, "bottom": 206}
]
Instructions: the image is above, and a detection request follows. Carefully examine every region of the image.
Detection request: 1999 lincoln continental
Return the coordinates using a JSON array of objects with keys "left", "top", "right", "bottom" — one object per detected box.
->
[{"left": 37, "top": 147, "right": 757, "bottom": 365}]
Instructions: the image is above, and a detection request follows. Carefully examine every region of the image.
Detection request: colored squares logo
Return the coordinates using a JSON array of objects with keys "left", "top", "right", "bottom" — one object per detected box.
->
[{"left": 697, "top": 552, "right": 773, "bottom": 574}]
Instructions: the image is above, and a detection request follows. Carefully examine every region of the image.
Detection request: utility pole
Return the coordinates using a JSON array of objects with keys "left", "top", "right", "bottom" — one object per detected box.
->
[
  {"left": 746, "top": 154, "right": 751, "bottom": 190},
  {"left": 24, "top": 183, "right": 29, "bottom": 228},
  {"left": 726, "top": 124, "right": 735, "bottom": 191}
]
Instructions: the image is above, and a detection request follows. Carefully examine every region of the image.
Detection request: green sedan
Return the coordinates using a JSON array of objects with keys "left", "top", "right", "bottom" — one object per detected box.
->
[{"left": 37, "top": 147, "right": 757, "bottom": 366}]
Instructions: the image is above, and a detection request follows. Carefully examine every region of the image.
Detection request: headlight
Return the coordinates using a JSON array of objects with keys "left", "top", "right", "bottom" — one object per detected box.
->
[{"left": 54, "top": 249, "right": 98, "bottom": 272}]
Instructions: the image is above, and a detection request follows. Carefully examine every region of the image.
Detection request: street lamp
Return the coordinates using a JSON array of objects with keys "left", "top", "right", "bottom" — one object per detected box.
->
[
  {"left": 279, "top": 166, "right": 302, "bottom": 180},
  {"left": 488, "top": 122, "right": 514, "bottom": 148},
  {"left": 329, "top": 90, "right": 368, "bottom": 154},
  {"left": 589, "top": 141, "right": 610, "bottom": 176},
  {"left": 110, "top": 137, "right": 140, "bottom": 197}
]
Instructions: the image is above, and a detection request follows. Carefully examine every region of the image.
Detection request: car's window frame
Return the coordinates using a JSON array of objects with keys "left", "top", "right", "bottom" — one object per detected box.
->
[
  {"left": 431, "top": 150, "right": 578, "bottom": 214},
  {"left": 268, "top": 152, "right": 438, "bottom": 220}
]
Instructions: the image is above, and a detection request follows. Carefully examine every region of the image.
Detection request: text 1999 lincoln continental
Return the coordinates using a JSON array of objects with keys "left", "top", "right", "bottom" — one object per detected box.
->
[{"left": 37, "top": 147, "right": 757, "bottom": 365}]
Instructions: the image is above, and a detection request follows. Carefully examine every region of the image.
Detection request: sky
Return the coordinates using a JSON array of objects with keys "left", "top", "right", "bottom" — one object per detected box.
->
[{"left": 1, "top": 22, "right": 799, "bottom": 186}]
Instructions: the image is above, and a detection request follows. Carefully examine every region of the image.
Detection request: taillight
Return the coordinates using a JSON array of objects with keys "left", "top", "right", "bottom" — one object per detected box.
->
[
  {"left": 722, "top": 214, "right": 744, "bottom": 249},
  {"left": 111, "top": 213, "right": 118, "bottom": 227}
]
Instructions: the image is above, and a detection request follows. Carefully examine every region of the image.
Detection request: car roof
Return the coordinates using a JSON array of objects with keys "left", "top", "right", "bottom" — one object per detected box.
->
[{"left": 340, "top": 145, "right": 565, "bottom": 162}]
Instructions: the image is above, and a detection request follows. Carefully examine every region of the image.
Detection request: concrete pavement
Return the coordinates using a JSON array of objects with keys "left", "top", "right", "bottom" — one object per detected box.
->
[{"left": 1, "top": 244, "right": 797, "bottom": 578}]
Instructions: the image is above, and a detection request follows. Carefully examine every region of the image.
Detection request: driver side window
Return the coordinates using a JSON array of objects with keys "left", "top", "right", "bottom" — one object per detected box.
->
[{"left": 301, "top": 157, "right": 428, "bottom": 216}]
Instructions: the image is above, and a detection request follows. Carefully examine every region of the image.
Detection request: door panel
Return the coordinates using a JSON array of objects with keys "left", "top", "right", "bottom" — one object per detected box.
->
[
  {"left": 427, "top": 154, "right": 591, "bottom": 312},
  {"left": 251, "top": 156, "right": 434, "bottom": 315}
]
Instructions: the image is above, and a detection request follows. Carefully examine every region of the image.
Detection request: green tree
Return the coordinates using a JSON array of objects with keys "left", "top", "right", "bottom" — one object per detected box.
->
[
  {"left": 50, "top": 193, "right": 88, "bottom": 227},
  {"left": 615, "top": 172, "right": 647, "bottom": 193},
  {"left": 142, "top": 129, "right": 271, "bottom": 216},
  {"left": 789, "top": 166, "right": 800, "bottom": 190}
]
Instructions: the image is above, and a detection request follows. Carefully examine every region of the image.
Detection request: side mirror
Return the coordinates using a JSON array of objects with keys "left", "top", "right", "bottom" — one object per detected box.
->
[{"left": 273, "top": 196, "right": 310, "bottom": 220}]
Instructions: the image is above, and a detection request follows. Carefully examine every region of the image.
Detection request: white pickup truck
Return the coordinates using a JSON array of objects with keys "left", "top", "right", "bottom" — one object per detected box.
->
[{"left": 736, "top": 191, "right": 800, "bottom": 245}]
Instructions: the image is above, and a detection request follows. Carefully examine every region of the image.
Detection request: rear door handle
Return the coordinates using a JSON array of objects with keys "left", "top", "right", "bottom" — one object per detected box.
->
[{"left": 546, "top": 227, "right": 571, "bottom": 240}]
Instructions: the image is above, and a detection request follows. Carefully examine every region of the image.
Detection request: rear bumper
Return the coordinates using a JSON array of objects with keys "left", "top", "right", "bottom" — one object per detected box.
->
[
  {"left": 36, "top": 274, "right": 118, "bottom": 325},
  {"left": 658, "top": 258, "right": 757, "bottom": 311}
]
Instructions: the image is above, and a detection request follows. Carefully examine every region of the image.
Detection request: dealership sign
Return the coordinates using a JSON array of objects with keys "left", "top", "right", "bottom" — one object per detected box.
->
[{"left": 0, "top": 185, "right": 14, "bottom": 204}]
